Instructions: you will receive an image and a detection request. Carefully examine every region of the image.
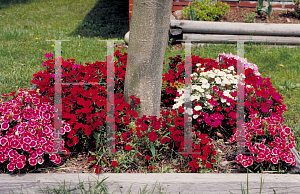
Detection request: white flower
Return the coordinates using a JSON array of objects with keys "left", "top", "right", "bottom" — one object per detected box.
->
[
  {"left": 173, "top": 104, "right": 179, "bottom": 109},
  {"left": 228, "top": 66, "right": 234, "bottom": 71},
  {"left": 215, "top": 77, "right": 222, "bottom": 84},
  {"left": 208, "top": 72, "right": 216, "bottom": 78},
  {"left": 217, "top": 71, "right": 226, "bottom": 77},
  {"left": 190, "top": 95, "right": 199, "bottom": 101},
  {"left": 214, "top": 69, "right": 221, "bottom": 74},
  {"left": 193, "top": 115, "right": 199, "bottom": 119},
  {"left": 196, "top": 63, "right": 201, "bottom": 67},
  {"left": 194, "top": 105, "right": 202, "bottom": 111},
  {"left": 202, "top": 83, "right": 210, "bottom": 89},
  {"left": 200, "top": 78, "right": 208, "bottom": 84},
  {"left": 206, "top": 94, "right": 212, "bottom": 99},
  {"left": 192, "top": 94, "right": 201, "bottom": 101},
  {"left": 185, "top": 107, "right": 193, "bottom": 115},
  {"left": 223, "top": 90, "right": 230, "bottom": 97},
  {"left": 221, "top": 98, "right": 227, "bottom": 103},
  {"left": 222, "top": 78, "right": 231, "bottom": 85},
  {"left": 192, "top": 85, "right": 198, "bottom": 90},
  {"left": 178, "top": 89, "right": 184, "bottom": 96},
  {"left": 191, "top": 72, "right": 198, "bottom": 77},
  {"left": 226, "top": 74, "right": 234, "bottom": 80}
]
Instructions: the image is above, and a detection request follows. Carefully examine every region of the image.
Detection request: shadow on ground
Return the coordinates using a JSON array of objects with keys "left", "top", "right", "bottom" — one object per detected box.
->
[
  {"left": 0, "top": 0, "right": 34, "bottom": 10},
  {"left": 68, "top": 0, "right": 129, "bottom": 40}
]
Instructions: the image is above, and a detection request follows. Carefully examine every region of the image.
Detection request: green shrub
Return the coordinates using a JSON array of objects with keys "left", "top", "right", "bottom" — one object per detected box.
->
[
  {"left": 181, "top": 0, "right": 230, "bottom": 21},
  {"left": 295, "top": 0, "right": 300, "bottom": 19}
]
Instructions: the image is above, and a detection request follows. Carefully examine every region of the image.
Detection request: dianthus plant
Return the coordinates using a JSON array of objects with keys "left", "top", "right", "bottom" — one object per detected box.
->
[
  {"left": 230, "top": 114, "right": 296, "bottom": 173},
  {"left": 172, "top": 62, "right": 245, "bottom": 139},
  {"left": 0, "top": 89, "right": 71, "bottom": 172},
  {"left": 170, "top": 53, "right": 294, "bottom": 172}
]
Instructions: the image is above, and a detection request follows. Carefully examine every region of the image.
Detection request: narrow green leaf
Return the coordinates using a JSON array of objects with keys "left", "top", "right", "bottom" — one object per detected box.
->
[{"left": 150, "top": 142, "right": 156, "bottom": 158}]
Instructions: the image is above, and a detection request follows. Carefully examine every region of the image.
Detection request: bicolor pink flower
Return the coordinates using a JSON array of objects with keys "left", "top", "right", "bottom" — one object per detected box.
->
[
  {"left": 0, "top": 154, "right": 6, "bottom": 163},
  {"left": 1, "top": 122, "right": 9, "bottom": 130},
  {"left": 42, "top": 126, "right": 51, "bottom": 134},
  {"left": 7, "top": 162, "right": 15, "bottom": 171},
  {"left": 10, "top": 140, "right": 19, "bottom": 148},
  {"left": 0, "top": 137, "right": 8, "bottom": 146},
  {"left": 64, "top": 125, "right": 71, "bottom": 132},
  {"left": 54, "top": 155, "right": 61, "bottom": 164},
  {"left": 37, "top": 156, "right": 44, "bottom": 164},
  {"left": 29, "top": 158, "right": 37, "bottom": 166},
  {"left": 16, "top": 162, "right": 25, "bottom": 169}
]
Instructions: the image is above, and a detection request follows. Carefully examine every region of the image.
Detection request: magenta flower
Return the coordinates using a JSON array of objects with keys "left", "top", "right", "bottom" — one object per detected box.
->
[
  {"left": 7, "top": 163, "right": 15, "bottom": 171},
  {"left": 44, "top": 53, "right": 54, "bottom": 58},
  {"left": 72, "top": 64, "right": 81, "bottom": 69},
  {"left": 29, "top": 158, "right": 37, "bottom": 166},
  {"left": 1, "top": 122, "right": 9, "bottom": 130},
  {"left": 37, "top": 157, "right": 44, "bottom": 164},
  {"left": 0, "top": 137, "right": 7, "bottom": 146},
  {"left": 16, "top": 162, "right": 25, "bottom": 169}
]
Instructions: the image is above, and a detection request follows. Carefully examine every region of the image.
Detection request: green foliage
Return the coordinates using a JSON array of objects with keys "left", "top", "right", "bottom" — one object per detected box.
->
[
  {"left": 243, "top": 12, "right": 256, "bottom": 23},
  {"left": 181, "top": 0, "right": 230, "bottom": 21},
  {"left": 295, "top": 0, "right": 300, "bottom": 19},
  {"left": 256, "top": 0, "right": 272, "bottom": 18},
  {"left": 189, "top": 4, "right": 196, "bottom": 21}
]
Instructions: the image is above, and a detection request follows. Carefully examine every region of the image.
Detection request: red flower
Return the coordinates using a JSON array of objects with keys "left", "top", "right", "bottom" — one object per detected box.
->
[
  {"left": 148, "top": 131, "right": 158, "bottom": 142},
  {"left": 94, "top": 165, "right": 101, "bottom": 174},
  {"left": 111, "top": 161, "right": 118, "bottom": 167},
  {"left": 206, "top": 163, "right": 212, "bottom": 168},
  {"left": 125, "top": 145, "right": 132, "bottom": 151},
  {"left": 147, "top": 165, "right": 155, "bottom": 170},
  {"left": 146, "top": 155, "right": 150, "bottom": 160}
]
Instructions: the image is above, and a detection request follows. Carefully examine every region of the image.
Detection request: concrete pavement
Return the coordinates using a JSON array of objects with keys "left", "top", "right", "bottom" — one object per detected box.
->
[{"left": 0, "top": 173, "right": 300, "bottom": 194}]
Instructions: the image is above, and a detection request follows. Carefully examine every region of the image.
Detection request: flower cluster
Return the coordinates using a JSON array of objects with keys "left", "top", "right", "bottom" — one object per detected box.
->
[
  {"left": 30, "top": 51, "right": 138, "bottom": 154},
  {"left": 162, "top": 53, "right": 294, "bottom": 172},
  {"left": 216, "top": 53, "right": 261, "bottom": 76},
  {"left": 0, "top": 89, "right": 71, "bottom": 172},
  {"left": 28, "top": 51, "right": 219, "bottom": 173},
  {"left": 231, "top": 114, "right": 296, "bottom": 172},
  {"left": 3, "top": 50, "right": 290, "bottom": 174}
]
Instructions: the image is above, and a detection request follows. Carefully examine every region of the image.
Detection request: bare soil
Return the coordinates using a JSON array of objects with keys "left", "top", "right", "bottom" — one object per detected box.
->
[
  {"left": 180, "top": 8, "right": 300, "bottom": 24},
  {"left": 220, "top": 8, "right": 300, "bottom": 24}
]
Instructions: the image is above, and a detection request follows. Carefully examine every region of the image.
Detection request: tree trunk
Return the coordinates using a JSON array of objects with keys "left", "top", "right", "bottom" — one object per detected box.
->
[{"left": 124, "top": 0, "right": 173, "bottom": 119}]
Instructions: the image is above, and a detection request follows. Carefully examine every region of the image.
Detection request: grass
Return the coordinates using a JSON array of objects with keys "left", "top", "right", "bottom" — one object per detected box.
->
[{"left": 0, "top": 0, "right": 300, "bottom": 193}]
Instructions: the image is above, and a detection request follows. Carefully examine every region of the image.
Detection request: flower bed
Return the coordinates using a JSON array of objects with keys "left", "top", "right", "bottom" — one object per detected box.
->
[{"left": 0, "top": 50, "right": 296, "bottom": 174}]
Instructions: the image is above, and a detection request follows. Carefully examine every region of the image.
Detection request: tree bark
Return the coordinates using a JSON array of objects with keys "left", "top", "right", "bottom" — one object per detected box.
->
[{"left": 124, "top": 0, "right": 173, "bottom": 119}]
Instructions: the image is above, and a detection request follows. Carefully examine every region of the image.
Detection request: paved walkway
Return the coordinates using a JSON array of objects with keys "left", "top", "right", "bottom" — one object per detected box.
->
[{"left": 0, "top": 173, "right": 300, "bottom": 194}]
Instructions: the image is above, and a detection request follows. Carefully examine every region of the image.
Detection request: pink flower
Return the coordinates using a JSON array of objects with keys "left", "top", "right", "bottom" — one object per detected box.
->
[
  {"left": 7, "top": 162, "right": 15, "bottom": 171},
  {"left": 1, "top": 122, "right": 9, "bottom": 130},
  {"left": 16, "top": 162, "right": 25, "bottom": 169},
  {"left": 29, "top": 158, "right": 37, "bottom": 166},
  {"left": 0, "top": 137, "right": 8, "bottom": 146},
  {"left": 54, "top": 156, "right": 61, "bottom": 164}
]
